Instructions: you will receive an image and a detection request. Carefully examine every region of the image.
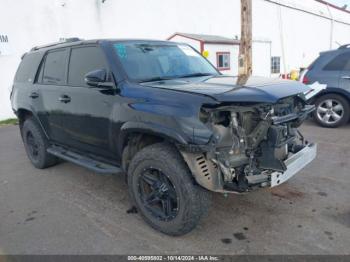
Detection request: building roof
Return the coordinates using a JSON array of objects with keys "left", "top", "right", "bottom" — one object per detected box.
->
[
  {"left": 168, "top": 32, "right": 240, "bottom": 45},
  {"left": 315, "top": 0, "right": 350, "bottom": 14}
]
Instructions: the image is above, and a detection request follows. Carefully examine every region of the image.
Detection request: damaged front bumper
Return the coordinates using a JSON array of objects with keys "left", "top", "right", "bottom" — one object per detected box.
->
[
  {"left": 180, "top": 96, "right": 317, "bottom": 194},
  {"left": 245, "top": 143, "right": 317, "bottom": 188},
  {"left": 269, "top": 143, "right": 317, "bottom": 187},
  {"left": 181, "top": 143, "right": 317, "bottom": 193}
]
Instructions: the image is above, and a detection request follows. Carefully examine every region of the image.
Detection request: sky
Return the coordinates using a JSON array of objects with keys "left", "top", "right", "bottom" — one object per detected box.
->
[{"left": 328, "top": 0, "right": 350, "bottom": 7}]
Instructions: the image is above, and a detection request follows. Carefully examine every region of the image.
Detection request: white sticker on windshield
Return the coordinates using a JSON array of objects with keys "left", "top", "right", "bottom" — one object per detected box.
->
[{"left": 178, "top": 45, "right": 200, "bottom": 57}]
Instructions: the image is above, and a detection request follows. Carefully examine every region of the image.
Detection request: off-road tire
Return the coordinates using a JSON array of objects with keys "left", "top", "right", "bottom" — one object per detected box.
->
[
  {"left": 127, "top": 143, "right": 211, "bottom": 236},
  {"left": 21, "top": 118, "right": 58, "bottom": 169},
  {"left": 313, "top": 94, "right": 350, "bottom": 128}
]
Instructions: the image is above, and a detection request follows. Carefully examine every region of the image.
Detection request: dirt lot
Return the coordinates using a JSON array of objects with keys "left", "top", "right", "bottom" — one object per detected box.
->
[{"left": 0, "top": 121, "right": 349, "bottom": 255}]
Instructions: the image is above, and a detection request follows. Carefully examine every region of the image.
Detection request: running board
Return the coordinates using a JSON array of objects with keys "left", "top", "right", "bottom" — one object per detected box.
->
[{"left": 47, "top": 146, "right": 123, "bottom": 174}]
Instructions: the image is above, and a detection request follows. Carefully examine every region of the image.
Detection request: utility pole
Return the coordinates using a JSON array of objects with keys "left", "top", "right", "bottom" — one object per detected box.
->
[{"left": 238, "top": 0, "right": 252, "bottom": 84}]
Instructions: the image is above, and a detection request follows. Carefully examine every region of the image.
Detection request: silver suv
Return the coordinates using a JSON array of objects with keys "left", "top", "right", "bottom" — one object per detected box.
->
[{"left": 302, "top": 44, "right": 350, "bottom": 128}]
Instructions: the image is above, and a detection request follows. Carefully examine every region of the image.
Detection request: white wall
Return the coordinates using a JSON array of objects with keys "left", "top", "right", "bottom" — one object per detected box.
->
[
  {"left": 1, "top": 0, "right": 350, "bottom": 119},
  {"left": 253, "top": 0, "right": 350, "bottom": 72},
  {"left": 203, "top": 43, "right": 239, "bottom": 75},
  {"left": 252, "top": 41, "right": 272, "bottom": 77}
]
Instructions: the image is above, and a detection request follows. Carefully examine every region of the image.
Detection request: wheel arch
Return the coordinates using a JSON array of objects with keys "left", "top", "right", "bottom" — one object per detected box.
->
[
  {"left": 16, "top": 108, "right": 49, "bottom": 139},
  {"left": 312, "top": 89, "right": 350, "bottom": 127},
  {"left": 311, "top": 88, "right": 350, "bottom": 105},
  {"left": 118, "top": 122, "right": 190, "bottom": 171}
]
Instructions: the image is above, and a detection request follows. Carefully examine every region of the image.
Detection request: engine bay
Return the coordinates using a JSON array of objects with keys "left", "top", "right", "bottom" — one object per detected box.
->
[{"left": 181, "top": 96, "right": 315, "bottom": 193}]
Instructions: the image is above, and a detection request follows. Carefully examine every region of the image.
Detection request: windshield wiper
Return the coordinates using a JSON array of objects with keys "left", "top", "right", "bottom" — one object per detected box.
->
[
  {"left": 138, "top": 76, "right": 176, "bottom": 83},
  {"left": 176, "top": 73, "right": 216, "bottom": 78},
  {"left": 138, "top": 73, "right": 216, "bottom": 83}
]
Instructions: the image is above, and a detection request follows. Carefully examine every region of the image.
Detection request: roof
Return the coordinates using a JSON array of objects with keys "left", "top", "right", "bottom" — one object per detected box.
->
[
  {"left": 168, "top": 32, "right": 240, "bottom": 45},
  {"left": 29, "top": 38, "right": 179, "bottom": 52},
  {"left": 315, "top": 0, "right": 350, "bottom": 14}
]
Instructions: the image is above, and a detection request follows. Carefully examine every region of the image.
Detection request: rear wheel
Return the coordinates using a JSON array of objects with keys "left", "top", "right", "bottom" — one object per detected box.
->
[
  {"left": 21, "top": 118, "right": 58, "bottom": 169},
  {"left": 127, "top": 143, "right": 211, "bottom": 236},
  {"left": 314, "top": 94, "right": 350, "bottom": 128}
]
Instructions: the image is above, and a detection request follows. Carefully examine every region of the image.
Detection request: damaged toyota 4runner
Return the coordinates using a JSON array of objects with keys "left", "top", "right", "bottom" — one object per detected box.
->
[{"left": 11, "top": 39, "right": 317, "bottom": 236}]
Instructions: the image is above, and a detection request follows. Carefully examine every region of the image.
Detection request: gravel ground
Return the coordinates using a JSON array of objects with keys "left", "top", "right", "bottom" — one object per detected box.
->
[{"left": 0, "top": 121, "right": 349, "bottom": 255}]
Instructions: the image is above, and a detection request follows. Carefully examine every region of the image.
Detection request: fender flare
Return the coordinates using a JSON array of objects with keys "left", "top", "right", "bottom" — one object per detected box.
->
[
  {"left": 313, "top": 87, "right": 350, "bottom": 103},
  {"left": 117, "top": 121, "right": 190, "bottom": 155},
  {"left": 16, "top": 107, "right": 50, "bottom": 139}
]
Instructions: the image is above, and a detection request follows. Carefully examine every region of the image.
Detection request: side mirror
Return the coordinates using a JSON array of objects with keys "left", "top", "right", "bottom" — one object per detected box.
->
[{"left": 84, "top": 69, "right": 114, "bottom": 88}]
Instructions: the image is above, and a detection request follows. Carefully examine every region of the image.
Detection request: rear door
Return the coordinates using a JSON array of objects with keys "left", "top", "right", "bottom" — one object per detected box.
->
[
  {"left": 339, "top": 52, "right": 350, "bottom": 92},
  {"left": 35, "top": 48, "right": 69, "bottom": 142},
  {"left": 57, "top": 45, "right": 115, "bottom": 158}
]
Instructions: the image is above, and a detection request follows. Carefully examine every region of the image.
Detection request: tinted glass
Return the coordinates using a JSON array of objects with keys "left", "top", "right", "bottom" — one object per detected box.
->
[
  {"left": 68, "top": 46, "right": 108, "bottom": 87},
  {"left": 344, "top": 54, "right": 350, "bottom": 71},
  {"left": 36, "top": 60, "right": 44, "bottom": 83},
  {"left": 15, "top": 52, "right": 43, "bottom": 83},
  {"left": 323, "top": 52, "right": 350, "bottom": 71},
  {"left": 43, "top": 49, "right": 68, "bottom": 85},
  {"left": 112, "top": 42, "right": 218, "bottom": 82}
]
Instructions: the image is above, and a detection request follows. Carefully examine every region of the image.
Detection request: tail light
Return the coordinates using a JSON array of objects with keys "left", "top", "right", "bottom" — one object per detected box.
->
[{"left": 302, "top": 75, "right": 309, "bottom": 84}]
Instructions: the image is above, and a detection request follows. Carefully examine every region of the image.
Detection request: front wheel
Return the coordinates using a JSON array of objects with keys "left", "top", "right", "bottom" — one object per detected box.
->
[
  {"left": 313, "top": 94, "right": 350, "bottom": 128},
  {"left": 127, "top": 143, "right": 211, "bottom": 236}
]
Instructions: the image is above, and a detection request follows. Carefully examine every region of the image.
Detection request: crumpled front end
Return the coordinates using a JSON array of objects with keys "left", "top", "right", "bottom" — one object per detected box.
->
[{"left": 180, "top": 95, "right": 317, "bottom": 193}]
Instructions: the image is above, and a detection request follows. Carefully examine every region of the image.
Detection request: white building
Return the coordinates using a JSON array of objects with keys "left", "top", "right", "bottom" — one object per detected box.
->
[
  {"left": 1, "top": 0, "right": 350, "bottom": 120},
  {"left": 168, "top": 32, "right": 272, "bottom": 77}
]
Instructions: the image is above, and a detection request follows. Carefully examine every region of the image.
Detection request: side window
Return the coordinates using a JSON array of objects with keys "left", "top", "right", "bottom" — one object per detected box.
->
[
  {"left": 343, "top": 53, "right": 350, "bottom": 71},
  {"left": 35, "top": 58, "right": 45, "bottom": 83},
  {"left": 43, "top": 49, "right": 68, "bottom": 85},
  {"left": 216, "top": 52, "right": 230, "bottom": 70},
  {"left": 15, "top": 52, "right": 43, "bottom": 83},
  {"left": 68, "top": 46, "right": 108, "bottom": 87},
  {"left": 323, "top": 52, "right": 350, "bottom": 71}
]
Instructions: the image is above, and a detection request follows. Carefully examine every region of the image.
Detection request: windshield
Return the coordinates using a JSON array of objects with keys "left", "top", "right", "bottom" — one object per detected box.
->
[{"left": 112, "top": 42, "right": 219, "bottom": 82}]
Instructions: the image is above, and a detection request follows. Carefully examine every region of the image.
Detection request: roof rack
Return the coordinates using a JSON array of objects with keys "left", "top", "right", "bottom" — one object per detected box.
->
[
  {"left": 338, "top": 44, "right": 350, "bottom": 49},
  {"left": 31, "top": 37, "right": 83, "bottom": 51}
]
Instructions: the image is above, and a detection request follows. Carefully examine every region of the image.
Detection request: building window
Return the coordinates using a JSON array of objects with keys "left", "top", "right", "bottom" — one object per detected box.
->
[
  {"left": 0, "top": 35, "right": 9, "bottom": 42},
  {"left": 216, "top": 52, "right": 230, "bottom": 70},
  {"left": 271, "top": 56, "right": 281, "bottom": 74}
]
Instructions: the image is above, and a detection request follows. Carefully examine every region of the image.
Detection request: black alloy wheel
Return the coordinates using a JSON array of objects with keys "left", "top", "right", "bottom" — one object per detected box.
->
[
  {"left": 26, "top": 131, "right": 40, "bottom": 160},
  {"left": 127, "top": 143, "right": 211, "bottom": 236},
  {"left": 138, "top": 168, "right": 179, "bottom": 222}
]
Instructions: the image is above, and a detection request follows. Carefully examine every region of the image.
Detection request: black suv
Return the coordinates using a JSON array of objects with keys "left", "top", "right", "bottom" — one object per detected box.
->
[
  {"left": 301, "top": 44, "right": 350, "bottom": 128},
  {"left": 11, "top": 38, "right": 316, "bottom": 235}
]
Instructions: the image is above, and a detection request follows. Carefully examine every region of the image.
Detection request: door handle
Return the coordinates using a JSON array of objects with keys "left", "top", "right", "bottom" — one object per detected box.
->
[
  {"left": 341, "top": 76, "right": 350, "bottom": 80},
  {"left": 29, "top": 92, "right": 39, "bottom": 99},
  {"left": 58, "top": 95, "right": 71, "bottom": 103}
]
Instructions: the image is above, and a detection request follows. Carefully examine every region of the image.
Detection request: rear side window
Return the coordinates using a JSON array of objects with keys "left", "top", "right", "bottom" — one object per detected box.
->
[
  {"left": 323, "top": 52, "right": 350, "bottom": 71},
  {"left": 42, "top": 49, "right": 68, "bottom": 85},
  {"left": 15, "top": 52, "right": 43, "bottom": 83},
  {"left": 344, "top": 54, "right": 350, "bottom": 71},
  {"left": 68, "top": 46, "right": 108, "bottom": 87}
]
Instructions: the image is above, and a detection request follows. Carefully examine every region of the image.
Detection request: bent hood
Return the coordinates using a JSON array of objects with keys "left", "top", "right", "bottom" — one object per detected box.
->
[{"left": 142, "top": 76, "right": 309, "bottom": 103}]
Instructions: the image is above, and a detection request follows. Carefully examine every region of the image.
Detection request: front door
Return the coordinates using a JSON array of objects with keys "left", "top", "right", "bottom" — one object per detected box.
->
[{"left": 57, "top": 45, "right": 115, "bottom": 158}]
